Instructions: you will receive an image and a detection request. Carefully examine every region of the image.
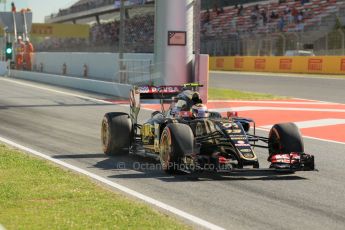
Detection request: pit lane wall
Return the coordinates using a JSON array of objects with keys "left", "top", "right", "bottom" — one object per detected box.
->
[
  {"left": 31, "top": 52, "right": 154, "bottom": 81},
  {"left": 209, "top": 56, "right": 345, "bottom": 75},
  {"left": 9, "top": 70, "right": 132, "bottom": 97}
]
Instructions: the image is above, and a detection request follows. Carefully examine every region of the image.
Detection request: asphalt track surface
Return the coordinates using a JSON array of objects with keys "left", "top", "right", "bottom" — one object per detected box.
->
[
  {"left": 210, "top": 71, "right": 345, "bottom": 103},
  {"left": 1, "top": 76, "right": 345, "bottom": 230}
]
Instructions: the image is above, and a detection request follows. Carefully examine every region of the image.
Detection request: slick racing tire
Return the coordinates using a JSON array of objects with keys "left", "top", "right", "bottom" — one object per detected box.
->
[
  {"left": 159, "top": 123, "right": 194, "bottom": 174},
  {"left": 101, "top": 112, "right": 132, "bottom": 156},
  {"left": 268, "top": 122, "right": 304, "bottom": 155}
]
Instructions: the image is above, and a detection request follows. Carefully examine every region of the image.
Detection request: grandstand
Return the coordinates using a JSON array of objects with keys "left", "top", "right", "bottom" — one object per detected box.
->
[
  {"left": 39, "top": 0, "right": 345, "bottom": 56},
  {"left": 201, "top": 0, "right": 345, "bottom": 56}
]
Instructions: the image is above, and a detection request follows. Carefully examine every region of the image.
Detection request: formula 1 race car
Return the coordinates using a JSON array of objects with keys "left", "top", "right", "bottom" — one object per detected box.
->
[{"left": 101, "top": 83, "right": 315, "bottom": 174}]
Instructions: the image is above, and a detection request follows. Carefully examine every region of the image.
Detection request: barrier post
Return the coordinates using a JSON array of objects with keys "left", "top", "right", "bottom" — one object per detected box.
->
[
  {"left": 62, "top": 63, "right": 67, "bottom": 75},
  {"left": 83, "top": 64, "right": 88, "bottom": 77}
]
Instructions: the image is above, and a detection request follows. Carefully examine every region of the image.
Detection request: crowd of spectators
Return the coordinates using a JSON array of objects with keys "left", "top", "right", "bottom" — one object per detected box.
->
[
  {"left": 200, "top": 0, "right": 335, "bottom": 38},
  {"left": 248, "top": 3, "right": 308, "bottom": 32},
  {"left": 35, "top": 13, "right": 154, "bottom": 53}
]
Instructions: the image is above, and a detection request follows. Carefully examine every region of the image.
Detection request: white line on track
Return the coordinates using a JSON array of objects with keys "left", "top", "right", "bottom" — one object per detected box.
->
[
  {"left": 261, "top": 119, "right": 345, "bottom": 129},
  {"left": 0, "top": 135, "right": 225, "bottom": 230},
  {"left": 256, "top": 127, "right": 345, "bottom": 145},
  {"left": 214, "top": 106, "right": 345, "bottom": 113},
  {"left": 207, "top": 100, "right": 340, "bottom": 105}
]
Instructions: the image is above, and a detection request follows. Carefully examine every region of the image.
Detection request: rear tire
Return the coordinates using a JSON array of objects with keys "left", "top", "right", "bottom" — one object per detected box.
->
[
  {"left": 268, "top": 122, "right": 304, "bottom": 155},
  {"left": 160, "top": 123, "right": 194, "bottom": 174},
  {"left": 101, "top": 112, "right": 132, "bottom": 156}
]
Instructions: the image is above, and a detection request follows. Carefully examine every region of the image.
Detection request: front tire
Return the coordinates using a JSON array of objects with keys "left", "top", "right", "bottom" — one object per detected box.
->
[
  {"left": 101, "top": 112, "right": 132, "bottom": 156},
  {"left": 160, "top": 123, "right": 194, "bottom": 174},
  {"left": 268, "top": 122, "right": 304, "bottom": 155}
]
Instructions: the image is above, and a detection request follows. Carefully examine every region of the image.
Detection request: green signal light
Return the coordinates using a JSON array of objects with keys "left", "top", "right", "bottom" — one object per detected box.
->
[{"left": 6, "top": 48, "right": 12, "bottom": 54}]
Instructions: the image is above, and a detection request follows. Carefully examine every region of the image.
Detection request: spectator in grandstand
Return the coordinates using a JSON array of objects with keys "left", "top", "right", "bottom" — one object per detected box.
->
[
  {"left": 278, "top": 15, "right": 285, "bottom": 32},
  {"left": 287, "top": 9, "right": 294, "bottom": 24},
  {"left": 251, "top": 11, "right": 258, "bottom": 26},
  {"left": 219, "top": 6, "right": 224, "bottom": 14},
  {"left": 296, "top": 22, "right": 304, "bottom": 31},
  {"left": 291, "top": 7, "right": 298, "bottom": 23},
  {"left": 230, "top": 17, "right": 237, "bottom": 30},
  {"left": 270, "top": 11, "right": 279, "bottom": 19},
  {"left": 301, "top": 0, "right": 310, "bottom": 5},
  {"left": 202, "top": 9, "right": 210, "bottom": 26},
  {"left": 238, "top": 5, "right": 244, "bottom": 16},
  {"left": 213, "top": 3, "right": 223, "bottom": 16},
  {"left": 213, "top": 3, "right": 218, "bottom": 14},
  {"left": 297, "top": 11, "right": 303, "bottom": 23},
  {"left": 254, "top": 4, "right": 259, "bottom": 12},
  {"left": 11, "top": 2, "right": 16, "bottom": 12},
  {"left": 261, "top": 10, "right": 268, "bottom": 25}
]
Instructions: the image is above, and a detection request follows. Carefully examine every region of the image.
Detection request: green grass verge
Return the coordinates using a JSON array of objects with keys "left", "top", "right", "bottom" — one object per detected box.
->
[
  {"left": 208, "top": 88, "right": 286, "bottom": 100},
  {"left": 0, "top": 144, "right": 189, "bottom": 230}
]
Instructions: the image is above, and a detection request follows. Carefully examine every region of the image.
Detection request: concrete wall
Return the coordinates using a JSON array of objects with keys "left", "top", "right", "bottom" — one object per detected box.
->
[
  {"left": 10, "top": 70, "right": 132, "bottom": 98},
  {"left": 0, "top": 61, "right": 8, "bottom": 76},
  {"left": 32, "top": 52, "right": 154, "bottom": 81}
]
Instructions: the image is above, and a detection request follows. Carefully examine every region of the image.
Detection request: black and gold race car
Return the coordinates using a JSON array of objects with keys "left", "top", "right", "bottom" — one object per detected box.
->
[{"left": 101, "top": 83, "right": 315, "bottom": 174}]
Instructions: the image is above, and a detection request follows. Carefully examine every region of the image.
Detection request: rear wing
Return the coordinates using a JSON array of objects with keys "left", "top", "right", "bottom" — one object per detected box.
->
[
  {"left": 129, "top": 85, "right": 182, "bottom": 124},
  {"left": 137, "top": 85, "right": 183, "bottom": 100}
]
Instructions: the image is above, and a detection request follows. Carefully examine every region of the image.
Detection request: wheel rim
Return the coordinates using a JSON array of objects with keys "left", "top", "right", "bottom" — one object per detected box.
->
[
  {"left": 160, "top": 129, "right": 172, "bottom": 170},
  {"left": 101, "top": 119, "right": 109, "bottom": 149},
  {"left": 195, "top": 122, "right": 204, "bottom": 136}
]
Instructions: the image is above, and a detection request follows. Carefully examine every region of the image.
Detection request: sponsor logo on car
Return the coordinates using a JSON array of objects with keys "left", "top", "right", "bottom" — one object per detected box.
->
[
  {"left": 226, "top": 129, "right": 242, "bottom": 134},
  {"left": 240, "top": 148, "right": 252, "bottom": 153},
  {"left": 230, "top": 135, "right": 246, "bottom": 140},
  {"left": 138, "top": 86, "right": 181, "bottom": 94},
  {"left": 222, "top": 122, "right": 239, "bottom": 129},
  {"left": 235, "top": 143, "right": 251, "bottom": 147}
]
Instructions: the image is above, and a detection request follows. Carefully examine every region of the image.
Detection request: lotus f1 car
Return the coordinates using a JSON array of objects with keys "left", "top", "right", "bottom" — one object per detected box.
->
[{"left": 101, "top": 83, "right": 315, "bottom": 174}]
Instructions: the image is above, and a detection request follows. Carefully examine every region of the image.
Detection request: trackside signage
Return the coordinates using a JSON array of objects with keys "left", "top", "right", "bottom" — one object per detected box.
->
[
  {"left": 216, "top": 58, "right": 224, "bottom": 68},
  {"left": 235, "top": 58, "right": 244, "bottom": 69},
  {"left": 340, "top": 59, "right": 345, "bottom": 71},
  {"left": 254, "top": 59, "right": 266, "bottom": 70},
  {"left": 209, "top": 56, "right": 345, "bottom": 75},
  {"left": 308, "top": 59, "right": 323, "bottom": 71},
  {"left": 279, "top": 59, "right": 292, "bottom": 70}
]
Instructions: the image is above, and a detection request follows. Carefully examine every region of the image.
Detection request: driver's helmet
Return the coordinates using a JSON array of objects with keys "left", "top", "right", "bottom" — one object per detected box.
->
[
  {"left": 192, "top": 103, "right": 209, "bottom": 118},
  {"left": 192, "top": 92, "right": 202, "bottom": 105}
]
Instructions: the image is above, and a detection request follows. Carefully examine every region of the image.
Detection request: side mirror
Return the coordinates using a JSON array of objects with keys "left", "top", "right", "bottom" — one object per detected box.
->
[{"left": 227, "top": 111, "right": 238, "bottom": 118}]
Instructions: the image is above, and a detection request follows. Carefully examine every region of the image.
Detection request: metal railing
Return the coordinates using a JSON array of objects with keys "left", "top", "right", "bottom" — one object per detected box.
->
[{"left": 201, "top": 28, "right": 345, "bottom": 56}]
